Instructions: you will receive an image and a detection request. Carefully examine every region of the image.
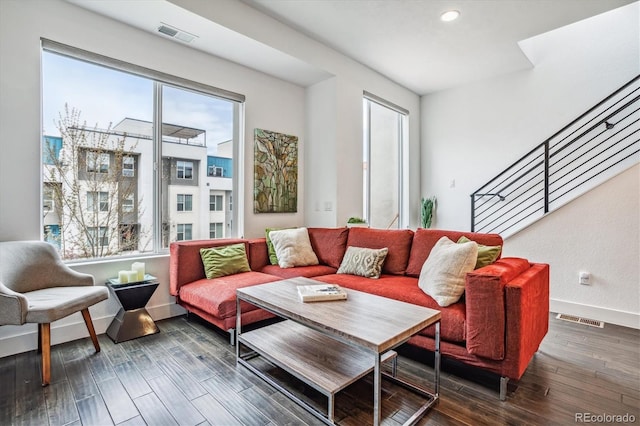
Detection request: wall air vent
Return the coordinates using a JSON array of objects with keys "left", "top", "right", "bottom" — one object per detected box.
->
[
  {"left": 556, "top": 313, "right": 605, "bottom": 328},
  {"left": 157, "top": 23, "right": 197, "bottom": 44}
]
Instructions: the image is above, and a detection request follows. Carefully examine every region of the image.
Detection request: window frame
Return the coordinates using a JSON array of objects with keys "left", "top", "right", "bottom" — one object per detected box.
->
[
  {"left": 41, "top": 39, "right": 246, "bottom": 260},
  {"left": 176, "top": 223, "right": 192, "bottom": 241},
  {"left": 87, "top": 191, "right": 109, "bottom": 212},
  {"left": 176, "top": 193, "right": 193, "bottom": 212},
  {"left": 363, "top": 92, "right": 409, "bottom": 229},
  {"left": 176, "top": 160, "right": 193, "bottom": 180}
]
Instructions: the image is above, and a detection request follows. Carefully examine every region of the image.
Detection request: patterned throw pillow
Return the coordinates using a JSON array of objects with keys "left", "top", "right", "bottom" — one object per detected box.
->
[
  {"left": 268, "top": 227, "right": 319, "bottom": 268},
  {"left": 418, "top": 237, "right": 478, "bottom": 307},
  {"left": 337, "top": 246, "right": 389, "bottom": 279},
  {"left": 200, "top": 243, "right": 251, "bottom": 279}
]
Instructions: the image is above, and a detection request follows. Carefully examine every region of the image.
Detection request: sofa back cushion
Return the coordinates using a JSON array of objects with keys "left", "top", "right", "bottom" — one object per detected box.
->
[
  {"left": 406, "top": 229, "right": 503, "bottom": 277},
  {"left": 308, "top": 227, "right": 349, "bottom": 269},
  {"left": 170, "top": 238, "right": 248, "bottom": 296},
  {"left": 346, "top": 227, "right": 414, "bottom": 275}
]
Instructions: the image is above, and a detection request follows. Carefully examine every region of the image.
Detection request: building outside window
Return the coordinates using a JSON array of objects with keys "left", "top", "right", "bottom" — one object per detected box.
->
[
  {"left": 209, "top": 222, "right": 223, "bottom": 239},
  {"left": 177, "top": 194, "right": 193, "bottom": 212},
  {"left": 210, "top": 194, "right": 223, "bottom": 211},
  {"left": 42, "top": 43, "right": 243, "bottom": 260},
  {"left": 86, "top": 151, "right": 110, "bottom": 174},
  {"left": 177, "top": 161, "right": 193, "bottom": 180},
  {"left": 176, "top": 223, "right": 192, "bottom": 241}
]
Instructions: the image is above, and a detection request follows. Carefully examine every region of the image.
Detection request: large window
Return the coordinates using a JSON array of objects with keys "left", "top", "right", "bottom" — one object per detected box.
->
[
  {"left": 363, "top": 93, "right": 408, "bottom": 229},
  {"left": 42, "top": 41, "right": 244, "bottom": 260},
  {"left": 209, "top": 222, "right": 223, "bottom": 239}
]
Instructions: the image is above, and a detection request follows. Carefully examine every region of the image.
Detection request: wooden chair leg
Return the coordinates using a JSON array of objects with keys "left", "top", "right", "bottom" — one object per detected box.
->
[
  {"left": 81, "top": 308, "right": 101, "bottom": 353},
  {"left": 41, "top": 323, "right": 51, "bottom": 387}
]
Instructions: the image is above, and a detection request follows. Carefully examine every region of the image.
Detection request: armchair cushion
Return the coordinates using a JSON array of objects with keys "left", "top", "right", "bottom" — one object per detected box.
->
[{"left": 24, "top": 286, "right": 109, "bottom": 323}]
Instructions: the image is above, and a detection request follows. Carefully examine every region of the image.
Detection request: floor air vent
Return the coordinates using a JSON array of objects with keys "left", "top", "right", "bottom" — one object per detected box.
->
[{"left": 556, "top": 313, "right": 604, "bottom": 328}]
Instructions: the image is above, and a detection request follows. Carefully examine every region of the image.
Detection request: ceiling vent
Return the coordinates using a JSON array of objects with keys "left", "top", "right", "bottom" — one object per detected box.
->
[{"left": 157, "top": 23, "right": 197, "bottom": 44}]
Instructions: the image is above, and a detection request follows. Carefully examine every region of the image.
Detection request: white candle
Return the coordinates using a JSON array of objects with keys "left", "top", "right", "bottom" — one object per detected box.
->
[
  {"left": 125, "top": 270, "right": 138, "bottom": 283},
  {"left": 132, "top": 262, "right": 145, "bottom": 281},
  {"left": 118, "top": 270, "right": 129, "bottom": 284}
]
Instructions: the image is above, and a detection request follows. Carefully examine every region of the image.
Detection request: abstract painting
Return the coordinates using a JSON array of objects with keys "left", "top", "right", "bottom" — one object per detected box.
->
[{"left": 254, "top": 128, "right": 298, "bottom": 213}]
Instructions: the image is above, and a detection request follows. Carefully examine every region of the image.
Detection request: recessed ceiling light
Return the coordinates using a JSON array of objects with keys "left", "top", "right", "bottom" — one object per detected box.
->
[{"left": 440, "top": 10, "right": 460, "bottom": 22}]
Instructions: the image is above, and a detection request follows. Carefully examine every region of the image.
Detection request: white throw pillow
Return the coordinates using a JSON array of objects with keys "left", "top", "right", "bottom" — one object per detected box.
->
[
  {"left": 418, "top": 236, "right": 478, "bottom": 307},
  {"left": 269, "top": 227, "right": 319, "bottom": 268}
]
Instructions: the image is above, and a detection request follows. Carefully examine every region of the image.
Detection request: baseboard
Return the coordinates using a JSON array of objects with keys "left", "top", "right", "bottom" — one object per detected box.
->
[
  {"left": 0, "top": 303, "right": 187, "bottom": 358},
  {"left": 550, "top": 298, "right": 640, "bottom": 329}
]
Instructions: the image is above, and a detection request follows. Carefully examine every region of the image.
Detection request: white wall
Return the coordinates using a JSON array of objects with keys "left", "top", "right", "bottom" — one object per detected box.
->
[
  {"left": 0, "top": 0, "right": 308, "bottom": 356},
  {"left": 0, "top": 0, "right": 420, "bottom": 355},
  {"left": 421, "top": 3, "right": 639, "bottom": 327}
]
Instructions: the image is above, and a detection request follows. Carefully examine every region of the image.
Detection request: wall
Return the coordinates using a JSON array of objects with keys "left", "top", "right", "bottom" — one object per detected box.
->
[
  {"left": 170, "top": 0, "right": 423, "bottom": 228},
  {"left": 0, "top": 0, "right": 421, "bottom": 355},
  {"left": 0, "top": 0, "right": 307, "bottom": 356},
  {"left": 421, "top": 3, "right": 639, "bottom": 327}
]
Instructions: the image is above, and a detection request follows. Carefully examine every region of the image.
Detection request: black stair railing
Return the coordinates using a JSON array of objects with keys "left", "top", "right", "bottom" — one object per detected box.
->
[{"left": 471, "top": 75, "right": 640, "bottom": 235}]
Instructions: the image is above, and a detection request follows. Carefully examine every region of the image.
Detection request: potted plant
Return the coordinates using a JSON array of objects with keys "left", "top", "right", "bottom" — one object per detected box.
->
[
  {"left": 421, "top": 196, "right": 436, "bottom": 228},
  {"left": 346, "top": 217, "right": 368, "bottom": 228}
]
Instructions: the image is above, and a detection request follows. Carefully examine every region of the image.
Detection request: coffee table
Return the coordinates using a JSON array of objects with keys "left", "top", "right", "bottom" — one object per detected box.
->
[{"left": 236, "top": 277, "right": 441, "bottom": 425}]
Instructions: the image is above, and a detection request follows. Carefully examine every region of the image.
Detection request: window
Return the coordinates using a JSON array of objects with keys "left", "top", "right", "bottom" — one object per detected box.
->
[
  {"left": 363, "top": 93, "right": 408, "bottom": 229},
  {"left": 86, "top": 151, "right": 110, "bottom": 174},
  {"left": 119, "top": 224, "right": 138, "bottom": 251},
  {"left": 88, "top": 226, "right": 109, "bottom": 246},
  {"left": 122, "top": 194, "right": 134, "bottom": 213},
  {"left": 177, "top": 194, "right": 193, "bottom": 212},
  {"left": 209, "top": 194, "right": 223, "bottom": 211},
  {"left": 208, "top": 166, "right": 223, "bottom": 177},
  {"left": 229, "top": 194, "right": 233, "bottom": 211},
  {"left": 43, "top": 184, "right": 55, "bottom": 211},
  {"left": 42, "top": 41, "right": 244, "bottom": 260},
  {"left": 87, "top": 191, "right": 109, "bottom": 212},
  {"left": 209, "top": 222, "right": 223, "bottom": 239},
  {"left": 123, "top": 156, "right": 135, "bottom": 177},
  {"left": 176, "top": 224, "right": 192, "bottom": 241},
  {"left": 177, "top": 161, "right": 193, "bottom": 179}
]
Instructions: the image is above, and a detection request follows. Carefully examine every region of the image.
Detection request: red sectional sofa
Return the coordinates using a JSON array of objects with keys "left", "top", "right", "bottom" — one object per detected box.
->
[{"left": 170, "top": 227, "right": 549, "bottom": 399}]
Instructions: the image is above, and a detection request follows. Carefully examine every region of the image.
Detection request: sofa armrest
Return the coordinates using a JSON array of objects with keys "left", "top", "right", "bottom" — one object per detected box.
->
[
  {"left": 502, "top": 262, "right": 550, "bottom": 380},
  {"left": 169, "top": 238, "right": 247, "bottom": 296},
  {"left": 465, "top": 258, "right": 531, "bottom": 360},
  {"left": 247, "top": 238, "right": 269, "bottom": 271}
]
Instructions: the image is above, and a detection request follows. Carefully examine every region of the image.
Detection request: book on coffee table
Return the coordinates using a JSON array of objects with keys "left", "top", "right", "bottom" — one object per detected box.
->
[{"left": 297, "top": 284, "right": 348, "bottom": 303}]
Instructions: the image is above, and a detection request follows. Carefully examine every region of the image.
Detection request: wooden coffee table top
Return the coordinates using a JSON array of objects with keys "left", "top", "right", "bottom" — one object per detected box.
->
[{"left": 237, "top": 277, "right": 441, "bottom": 353}]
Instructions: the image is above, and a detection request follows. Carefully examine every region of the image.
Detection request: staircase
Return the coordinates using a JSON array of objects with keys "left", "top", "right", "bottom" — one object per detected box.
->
[{"left": 471, "top": 75, "right": 640, "bottom": 236}]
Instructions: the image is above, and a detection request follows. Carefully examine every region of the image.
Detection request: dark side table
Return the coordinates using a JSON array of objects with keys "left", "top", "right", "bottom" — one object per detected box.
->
[{"left": 106, "top": 275, "right": 160, "bottom": 343}]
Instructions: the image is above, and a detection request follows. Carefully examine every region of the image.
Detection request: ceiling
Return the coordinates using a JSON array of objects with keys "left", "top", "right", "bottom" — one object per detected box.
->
[{"left": 68, "top": 0, "right": 635, "bottom": 94}]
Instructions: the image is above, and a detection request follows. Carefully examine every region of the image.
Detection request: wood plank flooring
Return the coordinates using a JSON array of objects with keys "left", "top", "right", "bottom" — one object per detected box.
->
[{"left": 0, "top": 313, "right": 638, "bottom": 425}]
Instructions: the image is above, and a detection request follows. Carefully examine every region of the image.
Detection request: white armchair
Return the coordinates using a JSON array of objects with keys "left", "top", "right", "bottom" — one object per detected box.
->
[{"left": 0, "top": 241, "right": 109, "bottom": 386}]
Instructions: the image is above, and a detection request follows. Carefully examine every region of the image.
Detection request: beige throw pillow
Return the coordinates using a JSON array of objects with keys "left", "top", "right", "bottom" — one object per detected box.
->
[
  {"left": 269, "top": 227, "right": 319, "bottom": 268},
  {"left": 418, "top": 236, "right": 478, "bottom": 307}
]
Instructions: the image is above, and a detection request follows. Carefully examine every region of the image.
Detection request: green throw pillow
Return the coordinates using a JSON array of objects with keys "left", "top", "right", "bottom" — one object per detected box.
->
[
  {"left": 200, "top": 243, "right": 251, "bottom": 279},
  {"left": 457, "top": 236, "right": 501, "bottom": 269}
]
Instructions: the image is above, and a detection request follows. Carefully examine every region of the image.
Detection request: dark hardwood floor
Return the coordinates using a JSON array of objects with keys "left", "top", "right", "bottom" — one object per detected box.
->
[{"left": 0, "top": 313, "right": 638, "bottom": 425}]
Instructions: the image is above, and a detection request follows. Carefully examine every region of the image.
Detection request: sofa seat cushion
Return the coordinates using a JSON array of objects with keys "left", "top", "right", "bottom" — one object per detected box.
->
[
  {"left": 179, "top": 271, "right": 281, "bottom": 320},
  {"left": 259, "top": 264, "right": 337, "bottom": 279},
  {"left": 346, "top": 227, "right": 414, "bottom": 275},
  {"left": 313, "top": 274, "right": 466, "bottom": 343},
  {"left": 406, "top": 229, "right": 503, "bottom": 277}
]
